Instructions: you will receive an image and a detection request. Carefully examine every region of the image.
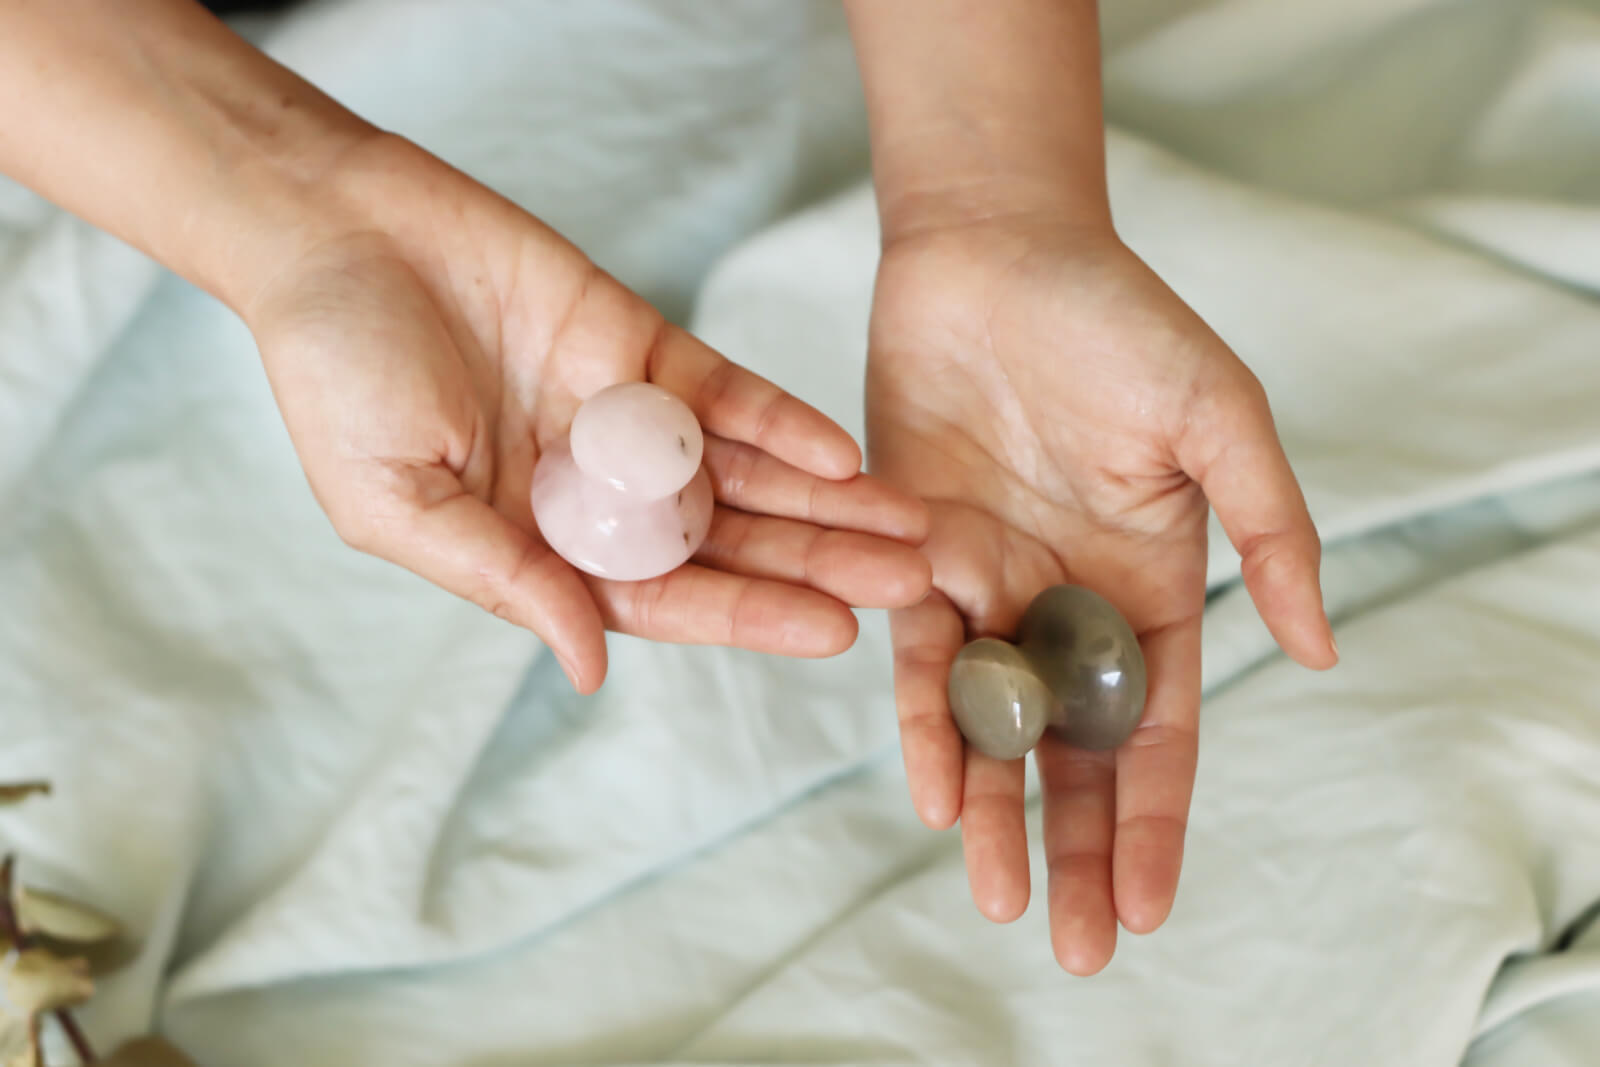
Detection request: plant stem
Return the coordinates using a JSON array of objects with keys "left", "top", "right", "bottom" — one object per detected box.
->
[
  {"left": 55, "top": 1011, "right": 96, "bottom": 1064},
  {"left": 0, "top": 854, "right": 98, "bottom": 1063},
  {"left": 0, "top": 854, "right": 22, "bottom": 942}
]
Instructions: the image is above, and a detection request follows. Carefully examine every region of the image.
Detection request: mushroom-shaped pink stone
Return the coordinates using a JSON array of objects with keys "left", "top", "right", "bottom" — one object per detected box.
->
[
  {"left": 570, "top": 382, "right": 704, "bottom": 497},
  {"left": 530, "top": 384, "right": 714, "bottom": 581}
]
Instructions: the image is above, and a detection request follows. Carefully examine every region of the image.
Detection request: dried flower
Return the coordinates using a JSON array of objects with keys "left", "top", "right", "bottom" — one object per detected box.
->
[{"left": 100, "top": 1037, "right": 201, "bottom": 1066}]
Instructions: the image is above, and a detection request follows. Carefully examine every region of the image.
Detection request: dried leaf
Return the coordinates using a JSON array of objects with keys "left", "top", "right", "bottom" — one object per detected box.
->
[
  {"left": 0, "top": 1011, "right": 30, "bottom": 1065},
  {"left": 0, "top": 1010, "right": 35, "bottom": 1067},
  {"left": 15, "top": 887, "right": 122, "bottom": 945},
  {"left": 0, "top": 785, "right": 49, "bottom": 808},
  {"left": 30, "top": 930, "right": 140, "bottom": 978},
  {"left": 1, "top": 947, "right": 93, "bottom": 1015},
  {"left": 101, "top": 1036, "right": 202, "bottom": 1066}
]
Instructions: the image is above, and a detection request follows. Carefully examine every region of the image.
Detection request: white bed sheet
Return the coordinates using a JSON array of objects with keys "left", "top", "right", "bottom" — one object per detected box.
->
[{"left": 0, "top": 1, "right": 1597, "bottom": 1065}]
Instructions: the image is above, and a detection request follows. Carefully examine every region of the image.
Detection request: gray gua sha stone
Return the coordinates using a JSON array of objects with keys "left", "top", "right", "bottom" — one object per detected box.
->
[{"left": 947, "top": 585, "right": 1148, "bottom": 761}]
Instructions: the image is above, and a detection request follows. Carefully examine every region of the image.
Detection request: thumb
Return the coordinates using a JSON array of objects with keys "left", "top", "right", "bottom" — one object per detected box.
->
[{"left": 1180, "top": 367, "right": 1337, "bottom": 670}]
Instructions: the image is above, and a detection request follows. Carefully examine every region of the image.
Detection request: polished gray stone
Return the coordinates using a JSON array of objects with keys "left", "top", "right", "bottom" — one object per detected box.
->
[
  {"left": 947, "top": 638, "right": 1054, "bottom": 761},
  {"left": 947, "top": 585, "right": 1148, "bottom": 760}
]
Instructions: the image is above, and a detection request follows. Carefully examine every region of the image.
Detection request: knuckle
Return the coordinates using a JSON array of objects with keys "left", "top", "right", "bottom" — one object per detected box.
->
[
  {"left": 330, "top": 510, "right": 379, "bottom": 553},
  {"left": 750, "top": 390, "right": 786, "bottom": 447},
  {"left": 477, "top": 540, "right": 543, "bottom": 626},
  {"left": 1045, "top": 850, "right": 1102, "bottom": 885},
  {"left": 629, "top": 574, "right": 672, "bottom": 634},
  {"left": 895, "top": 642, "right": 954, "bottom": 672},
  {"left": 1236, "top": 369, "right": 1273, "bottom": 417},
  {"left": 695, "top": 359, "right": 740, "bottom": 420},
  {"left": 1126, "top": 720, "right": 1196, "bottom": 753},
  {"left": 724, "top": 442, "right": 762, "bottom": 499}
]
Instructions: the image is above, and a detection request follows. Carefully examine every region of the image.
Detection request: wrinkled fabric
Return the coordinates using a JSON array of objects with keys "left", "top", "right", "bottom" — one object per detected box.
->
[{"left": 0, "top": 1, "right": 1597, "bottom": 1064}]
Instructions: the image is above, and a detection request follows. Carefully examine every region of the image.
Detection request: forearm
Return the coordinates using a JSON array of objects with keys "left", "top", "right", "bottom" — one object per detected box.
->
[
  {"left": 842, "top": 0, "right": 1111, "bottom": 243},
  {"left": 0, "top": 0, "right": 380, "bottom": 313}
]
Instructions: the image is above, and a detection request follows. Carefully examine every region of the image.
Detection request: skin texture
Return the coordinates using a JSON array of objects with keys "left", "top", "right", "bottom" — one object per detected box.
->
[
  {"left": 0, "top": 0, "right": 1339, "bottom": 977},
  {"left": 866, "top": 221, "right": 1336, "bottom": 976},
  {"left": 846, "top": 0, "right": 1338, "bottom": 975},
  {"left": 0, "top": 1, "right": 934, "bottom": 695},
  {"left": 244, "top": 139, "right": 935, "bottom": 691}
]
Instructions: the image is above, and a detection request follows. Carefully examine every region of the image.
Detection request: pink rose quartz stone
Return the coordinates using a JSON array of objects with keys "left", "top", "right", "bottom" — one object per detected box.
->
[
  {"left": 530, "top": 385, "right": 714, "bottom": 581},
  {"left": 569, "top": 382, "right": 704, "bottom": 498}
]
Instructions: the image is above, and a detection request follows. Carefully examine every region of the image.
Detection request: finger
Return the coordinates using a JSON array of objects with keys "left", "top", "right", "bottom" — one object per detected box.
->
[
  {"left": 648, "top": 326, "right": 862, "bottom": 481},
  {"left": 588, "top": 563, "right": 858, "bottom": 657},
  {"left": 696, "top": 510, "right": 931, "bottom": 609},
  {"left": 889, "top": 593, "right": 967, "bottom": 829},
  {"left": 703, "top": 436, "right": 929, "bottom": 544},
  {"left": 1113, "top": 616, "right": 1202, "bottom": 935},
  {"left": 1037, "top": 741, "right": 1118, "bottom": 976},
  {"left": 360, "top": 473, "right": 607, "bottom": 694},
  {"left": 961, "top": 749, "right": 1030, "bottom": 923},
  {"left": 1183, "top": 373, "right": 1337, "bottom": 669}
]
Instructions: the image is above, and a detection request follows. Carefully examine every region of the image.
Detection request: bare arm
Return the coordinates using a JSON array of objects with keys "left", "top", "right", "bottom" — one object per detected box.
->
[
  {"left": 844, "top": 0, "right": 1334, "bottom": 975},
  {"left": 0, "top": 0, "right": 376, "bottom": 313},
  {"left": 0, "top": 0, "right": 936, "bottom": 693},
  {"left": 842, "top": 0, "right": 1110, "bottom": 243}
]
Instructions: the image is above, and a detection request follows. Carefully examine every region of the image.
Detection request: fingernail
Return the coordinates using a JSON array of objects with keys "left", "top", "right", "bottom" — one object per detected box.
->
[{"left": 1329, "top": 632, "right": 1340, "bottom": 662}]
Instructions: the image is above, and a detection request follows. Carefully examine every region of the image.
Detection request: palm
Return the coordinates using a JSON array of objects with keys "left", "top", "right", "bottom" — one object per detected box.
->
[
  {"left": 247, "top": 138, "right": 930, "bottom": 691},
  {"left": 866, "top": 225, "right": 1333, "bottom": 973}
]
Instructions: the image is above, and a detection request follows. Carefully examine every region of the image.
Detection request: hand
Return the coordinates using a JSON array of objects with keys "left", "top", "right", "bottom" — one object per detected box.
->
[
  {"left": 244, "top": 135, "right": 931, "bottom": 692},
  {"left": 866, "top": 219, "right": 1336, "bottom": 974}
]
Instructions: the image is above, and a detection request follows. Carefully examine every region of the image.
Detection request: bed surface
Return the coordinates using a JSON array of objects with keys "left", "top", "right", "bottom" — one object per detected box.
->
[{"left": 2, "top": 2, "right": 1598, "bottom": 1063}]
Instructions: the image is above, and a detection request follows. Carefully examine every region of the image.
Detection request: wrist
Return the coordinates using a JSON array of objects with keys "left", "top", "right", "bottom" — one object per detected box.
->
[
  {"left": 845, "top": 0, "right": 1113, "bottom": 247},
  {"left": 203, "top": 124, "right": 405, "bottom": 319},
  {"left": 870, "top": 206, "right": 1129, "bottom": 321},
  {"left": 872, "top": 158, "right": 1115, "bottom": 250},
  {"left": 140, "top": 69, "right": 393, "bottom": 317},
  {"left": 870, "top": 139, "right": 1120, "bottom": 255}
]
